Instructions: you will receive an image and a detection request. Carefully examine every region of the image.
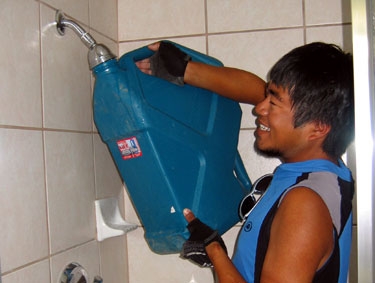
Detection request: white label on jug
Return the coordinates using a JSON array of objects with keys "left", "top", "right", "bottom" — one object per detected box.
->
[{"left": 117, "top": 137, "right": 142, "bottom": 160}]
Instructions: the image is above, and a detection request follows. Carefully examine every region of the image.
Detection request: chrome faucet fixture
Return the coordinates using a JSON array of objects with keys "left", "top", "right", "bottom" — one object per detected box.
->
[{"left": 55, "top": 10, "right": 115, "bottom": 69}]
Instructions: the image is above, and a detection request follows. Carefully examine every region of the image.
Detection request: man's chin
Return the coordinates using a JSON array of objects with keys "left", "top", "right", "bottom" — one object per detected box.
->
[{"left": 254, "top": 144, "right": 281, "bottom": 158}]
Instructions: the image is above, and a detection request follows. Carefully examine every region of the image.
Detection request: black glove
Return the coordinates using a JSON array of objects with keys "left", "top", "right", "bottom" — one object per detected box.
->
[
  {"left": 181, "top": 218, "right": 227, "bottom": 267},
  {"left": 149, "top": 41, "right": 191, "bottom": 86}
]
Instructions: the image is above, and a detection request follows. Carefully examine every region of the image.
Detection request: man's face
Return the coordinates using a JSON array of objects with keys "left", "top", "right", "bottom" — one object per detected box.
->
[{"left": 254, "top": 83, "right": 313, "bottom": 163}]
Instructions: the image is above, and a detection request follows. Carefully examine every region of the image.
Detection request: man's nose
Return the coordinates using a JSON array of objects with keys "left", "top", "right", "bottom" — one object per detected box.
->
[{"left": 254, "top": 96, "right": 269, "bottom": 116}]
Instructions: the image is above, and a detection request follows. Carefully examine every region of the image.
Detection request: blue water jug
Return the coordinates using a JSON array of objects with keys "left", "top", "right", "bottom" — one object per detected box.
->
[{"left": 92, "top": 41, "right": 251, "bottom": 254}]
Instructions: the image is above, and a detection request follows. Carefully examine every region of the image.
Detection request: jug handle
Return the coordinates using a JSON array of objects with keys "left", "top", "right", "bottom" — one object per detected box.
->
[
  {"left": 118, "top": 45, "right": 155, "bottom": 71},
  {"left": 119, "top": 40, "right": 223, "bottom": 71},
  {"left": 234, "top": 150, "right": 252, "bottom": 192}
]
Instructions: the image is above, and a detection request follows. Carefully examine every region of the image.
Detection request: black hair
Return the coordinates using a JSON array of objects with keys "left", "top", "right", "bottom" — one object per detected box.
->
[{"left": 269, "top": 42, "right": 354, "bottom": 159}]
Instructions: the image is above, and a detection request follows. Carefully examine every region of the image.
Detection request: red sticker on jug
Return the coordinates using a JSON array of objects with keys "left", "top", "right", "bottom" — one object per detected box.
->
[{"left": 117, "top": 137, "right": 142, "bottom": 160}]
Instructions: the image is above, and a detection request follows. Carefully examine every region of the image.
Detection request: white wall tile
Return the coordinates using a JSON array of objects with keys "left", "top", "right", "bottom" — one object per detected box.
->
[
  {"left": 50, "top": 241, "right": 100, "bottom": 282},
  {"left": 0, "top": 129, "right": 48, "bottom": 272},
  {"left": 41, "top": 5, "right": 92, "bottom": 131},
  {"left": 0, "top": 0, "right": 42, "bottom": 127},
  {"left": 2, "top": 260, "right": 50, "bottom": 283},
  {"left": 305, "top": 0, "right": 351, "bottom": 25},
  {"left": 118, "top": 0, "right": 206, "bottom": 41},
  {"left": 207, "top": 0, "right": 303, "bottom": 32},
  {"left": 45, "top": 131, "right": 95, "bottom": 253}
]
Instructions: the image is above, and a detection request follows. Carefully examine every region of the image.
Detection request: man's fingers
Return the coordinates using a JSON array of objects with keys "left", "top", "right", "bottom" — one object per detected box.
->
[
  {"left": 148, "top": 41, "right": 160, "bottom": 51},
  {"left": 183, "top": 208, "right": 196, "bottom": 223},
  {"left": 135, "top": 60, "right": 152, "bottom": 75}
]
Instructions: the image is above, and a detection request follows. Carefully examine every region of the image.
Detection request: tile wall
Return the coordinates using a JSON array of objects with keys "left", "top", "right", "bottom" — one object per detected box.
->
[
  {"left": 0, "top": 0, "right": 355, "bottom": 283},
  {"left": 0, "top": 0, "right": 126, "bottom": 282}
]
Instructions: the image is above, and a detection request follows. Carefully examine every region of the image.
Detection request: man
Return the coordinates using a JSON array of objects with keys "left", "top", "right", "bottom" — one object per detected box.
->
[{"left": 137, "top": 41, "right": 354, "bottom": 283}]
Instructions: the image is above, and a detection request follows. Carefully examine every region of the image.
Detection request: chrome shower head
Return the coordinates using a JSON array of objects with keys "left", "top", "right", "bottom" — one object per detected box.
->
[{"left": 55, "top": 10, "right": 116, "bottom": 69}]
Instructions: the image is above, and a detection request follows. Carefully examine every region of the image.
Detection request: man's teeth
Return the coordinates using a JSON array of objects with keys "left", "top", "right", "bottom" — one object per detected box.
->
[{"left": 259, "top": 124, "right": 270, "bottom": 132}]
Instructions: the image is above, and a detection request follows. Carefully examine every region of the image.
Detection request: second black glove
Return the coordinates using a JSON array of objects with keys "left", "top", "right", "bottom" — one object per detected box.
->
[{"left": 181, "top": 218, "right": 227, "bottom": 267}]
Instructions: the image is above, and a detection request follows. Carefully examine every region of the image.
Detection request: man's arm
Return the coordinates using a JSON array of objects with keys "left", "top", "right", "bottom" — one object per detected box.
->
[
  {"left": 137, "top": 41, "right": 266, "bottom": 105},
  {"left": 261, "top": 187, "right": 334, "bottom": 283},
  {"left": 184, "top": 61, "right": 266, "bottom": 105}
]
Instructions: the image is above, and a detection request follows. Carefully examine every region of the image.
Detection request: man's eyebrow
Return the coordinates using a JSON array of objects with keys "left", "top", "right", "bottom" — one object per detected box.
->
[{"left": 266, "top": 84, "right": 283, "bottom": 101}]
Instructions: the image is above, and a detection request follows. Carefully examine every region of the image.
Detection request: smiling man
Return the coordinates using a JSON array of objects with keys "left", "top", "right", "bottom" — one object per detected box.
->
[{"left": 137, "top": 41, "right": 355, "bottom": 283}]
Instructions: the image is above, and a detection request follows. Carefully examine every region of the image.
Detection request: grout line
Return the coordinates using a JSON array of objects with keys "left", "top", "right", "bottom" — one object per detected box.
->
[
  {"left": 37, "top": 0, "right": 53, "bottom": 266},
  {"left": 117, "top": 23, "right": 349, "bottom": 45},
  {"left": 204, "top": 0, "right": 209, "bottom": 55},
  {"left": 0, "top": 125, "right": 97, "bottom": 134},
  {"left": 302, "top": 0, "right": 307, "bottom": 44},
  {"left": 1, "top": 239, "right": 97, "bottom": 277}
]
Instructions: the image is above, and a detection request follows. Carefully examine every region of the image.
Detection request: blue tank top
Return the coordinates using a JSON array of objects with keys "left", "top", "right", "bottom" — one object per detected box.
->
[{"left": 232, "top": 159, "right": 354, "bottom": 283}]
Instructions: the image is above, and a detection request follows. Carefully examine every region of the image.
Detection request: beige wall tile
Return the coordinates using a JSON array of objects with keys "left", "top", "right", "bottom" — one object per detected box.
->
[
  {"left": 1, "top": 0, "right": 124, "bottom": 281},
  {"left": 42, "top": 0, "right": 89, "bottom": 25},
  {"left": 90, "top": 30, "right": 118, "bottom": 57},
  {"left": 41, "top": 6, "right": 92, "bottom": 131},
  {"left": 349, "top": 225, "right": 358, "bottom": 282},
  {"left": 45, "top": 131, "right": 95, "bottom": 253},
  {"left": 208, "top": 29, "right": 304, "bottom": 129},
  {"left": 99, "top": 236, "right": 129, "bottom": 283},
  {"left": 118, "top": 0, "right": 206, "bottom": 41},
  {"left": 93, "top": 134, "right": 123, "bottom": 199},
  {"left": 2, "top": 260, "right": 50, "bottom": 283},
  {"left": 127, "top": 228, "right": 213, "bottom": 282},
  {"left": 306, "top": 25, "right": 353, "bottom": 52},
  {"left": 89, "top": 0, "right": 118, "bottom": 41},
  {"left": 208, "top": 29, "right": 305, "bottom": 79},
  {"left": 0, "top": 0, "right": 42, "bottom": 127},
  {"left": 50, "top": 241, "right": 100, "bottom": 282},
  {"left": 0, "top": 129, "right": 48, "bottom": 272},
  {"left": 119, "top": 36, "right": 207, "bottom": 57},
  {"left": 305, "top": 0, "right": 351, "bottom": 25},
  {"left": 238, "top": 130, "right": 281, "bottom": 182},
  {"left": 207, "top": 0, "right": 303, "bottom": 32},
  {"left": 124, "top": 186, "right": 142, "bottom": 225}
]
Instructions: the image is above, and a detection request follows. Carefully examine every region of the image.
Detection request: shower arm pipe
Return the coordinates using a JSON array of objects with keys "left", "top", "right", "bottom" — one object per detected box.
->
[
  {"left": 55, "top": 10, "right": 115, "bottom": 69},
  {"left": 56, "top": 10, "right": 96, "bottom": 50}
]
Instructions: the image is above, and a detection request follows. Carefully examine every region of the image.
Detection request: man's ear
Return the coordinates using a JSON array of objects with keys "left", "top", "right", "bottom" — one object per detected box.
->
[{"left": 308, "top": 121, "right": 331, "bottom": 140}]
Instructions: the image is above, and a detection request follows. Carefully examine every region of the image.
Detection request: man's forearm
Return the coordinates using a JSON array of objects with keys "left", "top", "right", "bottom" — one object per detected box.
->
[
  {"left": 184, "top": 61, "right": 266, "bottom": 105},
  {"left": 206, "top": 242, "right": 247, "bottom": 283}
]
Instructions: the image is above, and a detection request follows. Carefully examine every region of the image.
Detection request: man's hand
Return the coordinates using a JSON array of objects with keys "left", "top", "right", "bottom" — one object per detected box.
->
[
  {"left": 181, "top": 209, "right": 227, "bottom": 267},
  {"left": 136, "top": 41, "right": 190, "bottom": 85},
  {"left": 135, "top": 42, "right": 160, "bottom": 74}
]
